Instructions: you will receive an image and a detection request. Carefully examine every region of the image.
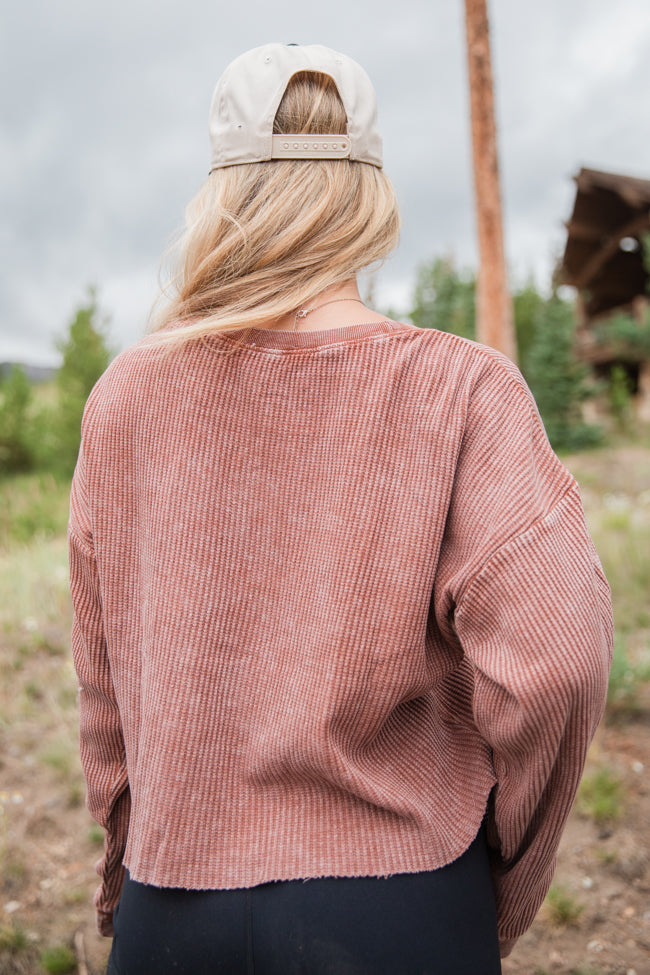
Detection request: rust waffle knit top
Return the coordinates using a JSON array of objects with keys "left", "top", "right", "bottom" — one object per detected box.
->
[{"left": 68, "top": 319, "right": 613, "bottom": 955}]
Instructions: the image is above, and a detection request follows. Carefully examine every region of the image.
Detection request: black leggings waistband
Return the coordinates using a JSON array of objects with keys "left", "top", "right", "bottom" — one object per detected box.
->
[{"left": 106, "top": 824, "right": 501, "bottom": 975}]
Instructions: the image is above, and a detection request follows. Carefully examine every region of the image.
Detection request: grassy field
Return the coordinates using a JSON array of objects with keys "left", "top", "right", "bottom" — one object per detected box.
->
[{"left": 0, "top": 436, "right": 649, "bottom": 974}]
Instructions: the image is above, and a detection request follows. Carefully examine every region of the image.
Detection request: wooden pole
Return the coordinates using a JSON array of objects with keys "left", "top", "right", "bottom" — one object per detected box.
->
[{"left": 464, "top": 0, "right": 517, "bottom": 361}]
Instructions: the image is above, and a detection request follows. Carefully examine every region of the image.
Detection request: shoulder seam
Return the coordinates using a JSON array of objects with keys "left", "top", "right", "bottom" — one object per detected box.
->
[{"left": 455, "top": 479, "right": 579, "bottom": 608}]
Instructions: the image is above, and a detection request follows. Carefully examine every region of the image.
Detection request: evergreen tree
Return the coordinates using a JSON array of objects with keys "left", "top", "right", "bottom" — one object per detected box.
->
[
  {"left": 0, "top": 366, "right": 34, "bottom": 474},
  {"left": 410, "top": 258, "right": 476, "bottom": 340},
  {"left": 54, "top": 290, "right": 112, "bottom": 475},
  {"left": 526, "top": 292, "right": 600, "bottom": 451},
  {"left": 512, "top": 278, "right": 545, "bottom": 381},
  {"left": 408, "top": 255, "right": 602, "bottom": 452},
  {"left": 410, "top": 258, "right": 542, "bottom": 373}
]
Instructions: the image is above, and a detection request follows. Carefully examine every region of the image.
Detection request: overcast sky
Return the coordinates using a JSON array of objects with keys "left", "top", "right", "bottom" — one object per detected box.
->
[{"left": 2, "top": 0, "right": 650, "bottom": 365}]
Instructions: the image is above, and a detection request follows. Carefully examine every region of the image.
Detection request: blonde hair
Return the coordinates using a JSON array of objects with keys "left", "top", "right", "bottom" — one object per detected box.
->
[{"left": 149, "top": 71, "right": 400, "bottom": 344}]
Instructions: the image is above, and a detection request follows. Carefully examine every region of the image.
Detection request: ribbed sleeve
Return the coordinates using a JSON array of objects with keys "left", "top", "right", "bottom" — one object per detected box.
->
[
  {"left": 69, "top": 447, "right": 130, "bottom": 936},
  {"left": 430, "top": 354, "right": 613, "bottom": 951},
  {"left": 68, "top": 320, "right": 612, "bottom": 951},
  {"left": 452, "top": 490, "right": 612, "bottom": 950}
]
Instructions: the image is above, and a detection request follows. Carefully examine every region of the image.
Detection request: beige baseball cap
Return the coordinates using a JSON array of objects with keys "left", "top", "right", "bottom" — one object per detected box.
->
[{"left": 208, "top": 43, "right": 383, "bottom": 171}]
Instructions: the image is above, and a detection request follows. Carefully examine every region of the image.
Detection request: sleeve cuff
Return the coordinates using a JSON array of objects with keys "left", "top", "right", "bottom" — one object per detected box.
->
[
  {"left": 97, "top": 909, "right": 115, "bottom": 937},
  {"left": 499, "top": 937, "right": 517, "bottom": 958}
]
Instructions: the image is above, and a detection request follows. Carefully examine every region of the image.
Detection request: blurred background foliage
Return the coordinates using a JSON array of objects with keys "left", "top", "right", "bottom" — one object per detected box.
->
[
  {"left": 1, "top": 289, "right": 112, "bottom": 479},
  {"left": 409, "top": 257, "right": 603, "bottom": 451}
]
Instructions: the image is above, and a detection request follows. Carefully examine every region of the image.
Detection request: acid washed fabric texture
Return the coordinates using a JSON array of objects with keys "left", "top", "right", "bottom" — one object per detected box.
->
[{"left": 68, "top": 320, "right": 613, "bottom": 954}]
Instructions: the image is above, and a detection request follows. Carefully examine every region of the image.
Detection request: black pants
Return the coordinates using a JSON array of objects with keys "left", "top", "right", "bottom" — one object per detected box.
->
[{"left": 106, "top": 825, "right": 501, "bottom": 975}]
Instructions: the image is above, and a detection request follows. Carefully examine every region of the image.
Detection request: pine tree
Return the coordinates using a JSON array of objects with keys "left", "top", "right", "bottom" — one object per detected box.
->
[
  {"left": 410, "top": 258, "right": 476, "bottom": 340},
  {"left": 54, "top": 290, "right": 112, "bottom": 475},
  {"left": 407, "top": 256, "right": 602, "bottom": 452},
  {"left": 526, "top": 292, "right": 600, "bottom": 451},
  {"left": 410, "top": 258, "right": 543, "bottom": 371},
  {"left": 512, "top": 278, "right": 545, "bottom": 380},
  {"left": 0, "top": 366, "right": 34, "bottom": 474}
]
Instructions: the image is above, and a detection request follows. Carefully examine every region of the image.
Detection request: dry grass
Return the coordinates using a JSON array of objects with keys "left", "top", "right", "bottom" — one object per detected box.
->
[
  {"left": 564, "top": 443, "right": 650, "bottom": 696},
  {"left": 576, "top": 767, "right": 626, "bottom": 825},
  {"left": 543, "top": 884, "right": 585, "bottom": 926},
  {"left": 0, "top": 474, "right": 69, "bottom": 549}
]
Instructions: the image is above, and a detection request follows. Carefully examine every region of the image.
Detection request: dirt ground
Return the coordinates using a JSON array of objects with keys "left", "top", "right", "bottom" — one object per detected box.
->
[
  {"left": 2, "top": 634, "right": 648, "bottom": 975},
  {"left": 502, "top": 695, "right": 650, "bottom": 975}
]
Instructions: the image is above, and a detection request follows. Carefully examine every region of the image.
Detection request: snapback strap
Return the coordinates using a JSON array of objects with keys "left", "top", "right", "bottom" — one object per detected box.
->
[{"left": 271, "top": 134, "right": 351, "bottom": 159}]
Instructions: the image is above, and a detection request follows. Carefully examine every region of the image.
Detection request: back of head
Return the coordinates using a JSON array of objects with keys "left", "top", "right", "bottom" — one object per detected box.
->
[{"left": 151, "top": 45, "right": 400, "bottom": 343}]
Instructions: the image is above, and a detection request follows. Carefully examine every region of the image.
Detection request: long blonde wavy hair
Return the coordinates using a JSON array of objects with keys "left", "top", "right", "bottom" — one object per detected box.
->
[{"left": 149, "top": 70, "right": 400, "bottom": 343}]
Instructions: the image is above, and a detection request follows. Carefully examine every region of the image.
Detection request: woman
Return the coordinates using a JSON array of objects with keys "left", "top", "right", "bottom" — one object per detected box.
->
[{"left": 69, "top": 44, "right": 613, "bottom": 974}]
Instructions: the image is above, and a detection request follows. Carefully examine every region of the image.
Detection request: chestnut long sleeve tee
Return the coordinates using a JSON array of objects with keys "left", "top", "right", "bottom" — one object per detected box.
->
[{"left": 68, "top": 319, "right": 613, "bottom": 954}]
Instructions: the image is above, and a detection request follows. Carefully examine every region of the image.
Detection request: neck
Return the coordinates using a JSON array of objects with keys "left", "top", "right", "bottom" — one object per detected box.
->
[{"left": 270, "top": 281, "right": 383, "bottom": 332}]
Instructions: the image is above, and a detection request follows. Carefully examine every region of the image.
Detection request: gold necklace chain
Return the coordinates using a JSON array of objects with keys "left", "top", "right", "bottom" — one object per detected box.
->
[{"left": 293, "top": 297, "right": 365, "bottom": 331}]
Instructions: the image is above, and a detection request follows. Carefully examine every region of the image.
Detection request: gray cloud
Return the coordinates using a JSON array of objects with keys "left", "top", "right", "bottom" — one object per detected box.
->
[{"left": 2, "top": 0, "right": 649, "bottom": 364}]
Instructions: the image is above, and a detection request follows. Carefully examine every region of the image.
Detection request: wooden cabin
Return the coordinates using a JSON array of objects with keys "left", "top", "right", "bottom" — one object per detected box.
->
[{"left": 560, "top": 167, "right": 650, "bottom": 420}]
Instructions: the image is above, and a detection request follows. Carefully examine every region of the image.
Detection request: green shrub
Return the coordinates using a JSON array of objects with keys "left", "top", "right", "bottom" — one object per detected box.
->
[
  {"left": 544, "top": 883, "right": 584, "bottom": 925},
  {"left": 0, "top": 920, "right": 37, "bottom": 974},
  {"left": 594, "top": 310, "right": 650, "bottom": 361},
  {"left": 577, "top": 767, "right": 625, "bottom": 824},
  {"left": 607, "top": 364, "right": 634, "bottom": 430},
  {"left": 0, "top": 921, "right": 30, "bottom": 952},
  {"left": 606, "top": 636, "right": 650, "bottom": 721},
  {"left": 39, "top": 943, "right": 77, "bottom": 975},
  {"left": 88, "top": 823, "right": 105, "bottom": 846}
]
